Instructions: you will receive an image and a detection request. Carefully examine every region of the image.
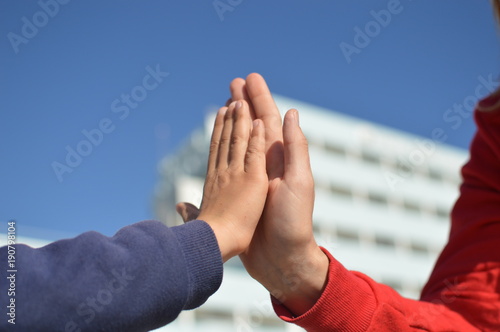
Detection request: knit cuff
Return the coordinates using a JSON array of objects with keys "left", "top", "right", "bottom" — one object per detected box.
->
[
  {"left": 171, "top": 220, "right": 223, "bottom": 310},
  {"left": 272, "top": 247, "right": 376, "bottom": 331}
]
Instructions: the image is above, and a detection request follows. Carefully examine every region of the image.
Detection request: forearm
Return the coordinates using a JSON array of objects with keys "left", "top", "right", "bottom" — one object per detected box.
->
[
  {"left": 421, "top": 107, "right": 500, "bottom": 331},
  {"left": 274, "top": 248, "right": 479, "bottom": 332},
  {"left": 277, "top": 108, "right": 500, "bottom": 331},
  {"left": 0, "top": 220, "right": 223, "bottom": 332}
]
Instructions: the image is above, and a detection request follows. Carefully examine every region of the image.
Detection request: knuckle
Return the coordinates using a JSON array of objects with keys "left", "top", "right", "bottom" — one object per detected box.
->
[
  {"left": 217, "top": 171, "right": 232, "bottom": 187},
  {"left": 230, "top": 133, "right": 246, "bottom": 146},
  {"left": 209, "top": 140, "right": 219, "bottom": 150},
  {"left": 219, "top": 135, "right": 231, "bottom": 146},
  {"left": 245, "top": 143, "right": 264, "bottom": 159}
]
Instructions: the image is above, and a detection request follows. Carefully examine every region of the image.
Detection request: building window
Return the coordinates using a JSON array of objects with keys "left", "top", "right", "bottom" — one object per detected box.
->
[
  {"left": 428, "top": 167, "right": 442, "bottom": 182},
  {"left": 195, "top": 308, "right": 233, "bottom": 325},
  {"left": 374, "top": 234, "right": 395, "bottom": 248},
  {"left": 403, "top": 199, "right": 420, "bottom": 215},
  {"left": 361, "top": 149, "right": 380, "bottom": 166},
  {"left": 336, "top": 227, "right": 359, "bottom": 244},
  {"left": 381, "top": 278, "right": 403, "bottom": 292},
  {"left": 330, "top": 184, "right": 352, "bottom": 199},
  {"left": 368, "top": 191, "right": 388, "bottom": 206},
  {"left": 436, "top": 206, "right": 449, "bottom": 219},
  {"left": 395, "top": 160, "right": 413, "bottom": 176},
  {"left": 410, "top": 241, "right": 428, "bottom": 255},
  {"left": 325, "top": 141, "right": 346, "bottom": 157}
]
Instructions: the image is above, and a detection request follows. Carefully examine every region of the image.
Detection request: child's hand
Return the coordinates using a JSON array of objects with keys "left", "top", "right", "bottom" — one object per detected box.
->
[
  {"left": 197, "top": 100, "right": 268, "bottom": 262},
  {"left": 178, "top": 75, "right": 328, "bottom": 315}
]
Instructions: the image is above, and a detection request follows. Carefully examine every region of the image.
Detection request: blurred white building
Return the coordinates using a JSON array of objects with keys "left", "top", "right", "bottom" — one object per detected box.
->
[
  {"left": 153, "top": 95, "right": 468, "bottom": 332},
  {"left": 1, "top": 95, "right": 468, "bottom": 332}
]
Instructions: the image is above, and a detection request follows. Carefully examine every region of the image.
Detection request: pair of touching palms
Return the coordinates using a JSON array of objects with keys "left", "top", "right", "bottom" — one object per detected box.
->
[{"left": 176, "top": 73, "right": 328, "bottom": 316}]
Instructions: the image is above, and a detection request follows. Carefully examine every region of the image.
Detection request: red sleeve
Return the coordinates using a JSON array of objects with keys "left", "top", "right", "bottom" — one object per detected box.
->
[
  {"left": 273, "top": 101, "right": 500, "bottom": 331},
  {"left": 421, "top": 99, "right": 500, "bottom": 331}
]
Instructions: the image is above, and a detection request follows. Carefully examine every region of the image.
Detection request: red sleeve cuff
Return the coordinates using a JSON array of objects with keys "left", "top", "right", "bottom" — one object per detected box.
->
[{"left": 272, "top": 247, "right": 377, "bottom": 331}]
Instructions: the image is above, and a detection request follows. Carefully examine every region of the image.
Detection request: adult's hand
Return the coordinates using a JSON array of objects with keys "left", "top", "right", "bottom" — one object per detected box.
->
[{"left": 178, "top": 74, "right": 329, "bottom": 315}]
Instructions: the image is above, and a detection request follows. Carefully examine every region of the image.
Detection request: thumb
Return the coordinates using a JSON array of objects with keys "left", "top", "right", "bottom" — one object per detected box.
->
[
  {"left": 283, "top": 109, "right": 312, "bottom": 179},
  {"left": 175, "top": 202, "right": 201, "bottom": 223}
]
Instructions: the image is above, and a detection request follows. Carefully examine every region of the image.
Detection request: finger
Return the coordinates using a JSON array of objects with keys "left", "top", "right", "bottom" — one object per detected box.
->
[
  {"left": 229, "top": 77, "right": 246, "bottom": 101},
  {"left": 176, "top": 202, "right": 201, "bottom": 223},
  {"left": 225, "top": 98, "right": 233, "bottom": 107},
  {"left": 245, "top": 73, "right": 283, "bottom": 147},
  {"left": 283, "top": 109, "right": 312, "bottom": 179},
  {"left": 245, "top": 119, "right": 266, "bottom": 174},
  {"left": 208, "top": 107, "right": 227, "bottom": 172},
  {"left": 230, "top": 77, "right": 256, "bottom": 119},
  {"left": 246, "top": 73, "right": 284, "bottom": 179},
  {"left": 228, "top": 100, "right": 252, "bottom": 170},
  {"left": 218, "top": 102, "right": 236, "bottom": 169}
]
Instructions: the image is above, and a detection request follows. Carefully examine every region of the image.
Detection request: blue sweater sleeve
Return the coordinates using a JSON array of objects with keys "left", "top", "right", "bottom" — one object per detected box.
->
[{"left": 0, "top": 219, "right": 223, "bottom": 332}]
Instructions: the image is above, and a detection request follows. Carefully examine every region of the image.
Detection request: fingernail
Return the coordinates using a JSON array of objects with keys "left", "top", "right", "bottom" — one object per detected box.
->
[
  {"left": 235, "top": 101, "right": 242, "bottom": 110},
  {"left": 228, "top": 101, "right": 238, "bottom": 111},
  {"left": 253, "top": 119, "right": 260, "bottom": 128}
]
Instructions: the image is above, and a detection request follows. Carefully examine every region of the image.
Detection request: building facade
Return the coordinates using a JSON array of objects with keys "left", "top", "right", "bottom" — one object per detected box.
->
[{"left": 153, "top": 95, "right": 468, "bottom": 331}]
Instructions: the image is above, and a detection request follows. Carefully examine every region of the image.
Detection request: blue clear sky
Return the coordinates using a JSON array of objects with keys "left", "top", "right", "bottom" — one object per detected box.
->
[{"left": 1, "top": 1, "right": 498, "bottom": 239}]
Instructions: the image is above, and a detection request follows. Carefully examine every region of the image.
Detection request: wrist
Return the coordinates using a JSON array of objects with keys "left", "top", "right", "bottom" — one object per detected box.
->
[
  {"left": 267, "top": 246, "right": 329, "bottom": 316},
  {"left": 200, "top": 216, "right": 238, "bottom": 263}
]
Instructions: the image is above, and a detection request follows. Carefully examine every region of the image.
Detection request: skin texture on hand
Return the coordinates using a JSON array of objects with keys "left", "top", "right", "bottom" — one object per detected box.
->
[
  {"left": 177, "top": 74, "right": 329, "bottom": 316},
  {"left": 196, "top": 100, "right": 268, "bottom": 262},
  {"left": 229, "top": 74, "right": 329, "bottom": 315}
]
